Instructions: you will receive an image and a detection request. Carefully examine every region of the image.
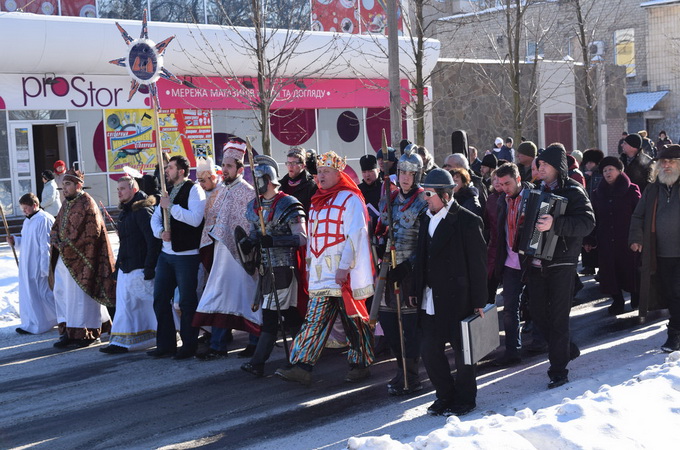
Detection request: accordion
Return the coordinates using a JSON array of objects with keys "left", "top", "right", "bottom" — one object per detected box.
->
[{"left": 513, "top": 189, "right": 568, "bottom": 261}]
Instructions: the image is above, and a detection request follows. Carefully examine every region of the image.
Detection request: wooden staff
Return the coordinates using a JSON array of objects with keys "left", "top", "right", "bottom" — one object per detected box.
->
[
  {"left": 99, "top": 200, "right": 118, "bottom": 232},
  {"left": 154, "top": 109, "right": 171, "bottom": 231},
  {"left": 0, "top": 203, "right": 19, "bottom": 266}
]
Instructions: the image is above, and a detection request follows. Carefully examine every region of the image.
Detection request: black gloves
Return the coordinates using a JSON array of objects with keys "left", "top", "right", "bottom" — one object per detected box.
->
[
  {"left": 387, "top": 260, "right": 411, "bottom": 285},
  {"left": 144, "top": 268, "right": 155, "bottom": 280},
  {"left": 259, "top": 234, "right": 274, "bottom": 248}
]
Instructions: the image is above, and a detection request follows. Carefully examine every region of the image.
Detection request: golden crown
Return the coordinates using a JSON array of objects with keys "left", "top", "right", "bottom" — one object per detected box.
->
[{"left": 317, "top": 151, "right": 346, "bottom": 172}]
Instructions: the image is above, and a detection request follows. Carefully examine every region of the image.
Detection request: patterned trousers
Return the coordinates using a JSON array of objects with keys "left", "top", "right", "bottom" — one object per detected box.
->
[{"left": 290, "top": 296, "right": 374, "bottom": 368}]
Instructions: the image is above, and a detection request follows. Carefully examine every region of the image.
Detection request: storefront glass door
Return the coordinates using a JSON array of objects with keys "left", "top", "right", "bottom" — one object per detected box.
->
[{"left": 7, "top": 123, "right": 36, "bottom": 215}]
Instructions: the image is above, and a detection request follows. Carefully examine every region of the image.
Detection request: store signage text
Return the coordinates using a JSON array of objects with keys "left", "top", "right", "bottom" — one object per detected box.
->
[{"left": 21, "top": 76, "right": 126, "bottom": 108}]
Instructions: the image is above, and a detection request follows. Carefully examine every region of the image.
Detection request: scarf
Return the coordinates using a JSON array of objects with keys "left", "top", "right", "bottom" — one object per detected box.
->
[{"left": 310, "top": 172, "right": 365, "bottom": 210}]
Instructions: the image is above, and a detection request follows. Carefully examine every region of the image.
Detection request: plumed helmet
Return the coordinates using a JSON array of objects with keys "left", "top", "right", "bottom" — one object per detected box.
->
[
  {"left": 253, "top": 155, "right": 280, "bottom": 194},
  {"left": 422, "top": 168, "right": 455, "bottom": 189},
  {"left": 398, "top": 144, "right": 424, "bottom": 185}
]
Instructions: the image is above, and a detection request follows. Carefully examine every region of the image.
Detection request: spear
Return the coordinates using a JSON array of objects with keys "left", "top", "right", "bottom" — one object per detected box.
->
[
  {"left": 99, "top": 200, "right": 118, "bottom": 232},
  {"left": 0, "top": 203, "right": 19, "bottom": 266},
  {"left": 246, "top": 137, "right": 289, "bottom": 360}
]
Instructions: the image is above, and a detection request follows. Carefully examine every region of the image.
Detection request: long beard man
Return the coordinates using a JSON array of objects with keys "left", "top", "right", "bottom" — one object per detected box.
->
[{"left": 658, "top": 163, "right": 680, "bottom": 186}]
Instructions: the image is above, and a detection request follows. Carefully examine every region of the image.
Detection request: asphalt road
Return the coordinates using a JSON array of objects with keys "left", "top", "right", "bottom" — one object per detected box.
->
[{"left": 0, "top": 274, "right": 670, "bottom": 450}]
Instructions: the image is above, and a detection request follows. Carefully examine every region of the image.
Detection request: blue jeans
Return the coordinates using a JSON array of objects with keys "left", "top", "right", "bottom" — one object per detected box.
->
[
  {"left": 153, "top": 252, "right": 200, "bottom": 352},
  {"left": 502, "top": 267, "right": 523, "bottom": 356}
]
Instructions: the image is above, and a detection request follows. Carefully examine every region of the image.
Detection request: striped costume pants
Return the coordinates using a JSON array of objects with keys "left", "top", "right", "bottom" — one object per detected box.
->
[{"left": 290, "top": 296, "right": 374, "bottom": 368}]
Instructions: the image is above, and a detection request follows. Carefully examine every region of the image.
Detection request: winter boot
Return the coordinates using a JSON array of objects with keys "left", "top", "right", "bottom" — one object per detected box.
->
[
  {"left": 344, "top": 364, "right": 371, "bottom": 382},
  {"left": 608, "top": 293, "right": 625, "bottom": 315},
  {"left": 275, "top": 364, "right": 312, "bottom": 386},
  {"left": 661, "top": 327, "right": 680, "bottom": 353}
]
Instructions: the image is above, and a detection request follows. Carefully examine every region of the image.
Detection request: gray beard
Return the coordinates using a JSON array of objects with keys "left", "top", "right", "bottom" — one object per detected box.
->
[{"left": 658, "top": 169, "right": 680, "bottom": 186}]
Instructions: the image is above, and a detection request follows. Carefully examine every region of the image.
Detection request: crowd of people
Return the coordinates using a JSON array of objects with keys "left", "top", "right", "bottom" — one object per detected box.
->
[{"left": 6, "top": 131, "right": 680, "bottom": 418}]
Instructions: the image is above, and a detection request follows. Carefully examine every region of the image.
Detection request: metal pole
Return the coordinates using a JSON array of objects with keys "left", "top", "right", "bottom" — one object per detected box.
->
[{"left": 387, "top": 0, "right": 402, "bottom": 151}]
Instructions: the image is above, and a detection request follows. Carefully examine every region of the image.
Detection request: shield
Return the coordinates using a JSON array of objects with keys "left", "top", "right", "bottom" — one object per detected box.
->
[{"left": 235, "top": 225, "right": 259, "bottom": 276}]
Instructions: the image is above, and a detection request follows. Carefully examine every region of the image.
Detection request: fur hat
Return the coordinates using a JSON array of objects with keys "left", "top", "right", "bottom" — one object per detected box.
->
[
  {"left": 481, "top": 154, "right": 498, "bottom": 169},
  {"left": 360, "top": 154, "right": 378, "bottom": 171},
  {"left": 599, "top": 156, "right": 624, "bottom": 172},
  {"left": 317, "top": 151, "right": 346, "bottom": 172},
  {"left": 623, "top": 133, "right": 642, "bottom": 149},
  {"left": 581, "top": 149, "right": 605, "bottom": 166},
  {"left": 223, "top": 139, "right": 246, "bottom": 162},
  {"left": 517, "top": 141, "right": 537, "bottom": 158},
  {"left": 63, "top": 168, "right": 84, "bottom": 184},
  {"left": 657, "top": 144, "right": 680, "bottom": 160}
]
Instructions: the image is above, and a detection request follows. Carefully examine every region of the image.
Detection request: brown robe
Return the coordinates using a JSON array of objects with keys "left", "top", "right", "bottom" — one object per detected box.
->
[{"left": 50, "top": 191, "right": 116, "bottom": 307}]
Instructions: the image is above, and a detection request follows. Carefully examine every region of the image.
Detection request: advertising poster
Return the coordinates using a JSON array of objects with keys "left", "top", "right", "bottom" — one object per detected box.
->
[
  {"left": 105, "top": 109, "right": 158, "bottom": 173},
  {"left": 311, "top": 0, "right": 359, "bottom": 33},
  {"left": 157, "top": 109, "right": 214, "bottom": 167},
  {"left": 1, "top": 0, "right": 95, "bottom": 16}
]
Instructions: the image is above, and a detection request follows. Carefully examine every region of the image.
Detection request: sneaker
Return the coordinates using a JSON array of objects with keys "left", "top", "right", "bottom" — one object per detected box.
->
[
  {"left": 427, "top": 399, "right": 451, "bottom": 416},
  {"left": 344, "top": 366, "right": 371, "bottom": 382},
  {"left": 99, "top": 345, "right": 128, "bottom": 354},
  {"left": 237, "top": 344, "right": 257, "bottom": 358},
  {"left": 241, "top": 362, "right": 264, "bottom": 377},
  {"left": 444, "top": 403, "right": 476, "bottom": 417},
  {"left": 195, "top": 348, "right": 228, "bottom": 360},
  {"left": 275, "top": 364, "right": 312, "bottom": 386},
  {"left": 548, "top": 375, "right": 569, "bottom": 389}
]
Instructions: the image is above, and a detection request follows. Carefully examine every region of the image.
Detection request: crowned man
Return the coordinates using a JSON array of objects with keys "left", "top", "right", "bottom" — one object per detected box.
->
[
  {"left": 275, "top": 151, "right": 375, "bottom": 385},
  {"left": 192, "top": 140, "right": 259, "bottom": 359},
  {"left": 377, "top": 145, "right": 428, "bottom": 395},
  {"left": 8, "top": 193, "right": 57, "bottom": 335},
  {"left": 239, "top": 155, "right": 307, "bottom": 377},
  {"left": 50, "top": 169, "right": 115, "bottom": 348}
]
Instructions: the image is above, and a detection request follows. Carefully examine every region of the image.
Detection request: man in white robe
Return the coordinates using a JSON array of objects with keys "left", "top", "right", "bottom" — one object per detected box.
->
[
  {"left": 8, "top": 193, "right": 57, "bottom": 334},
  {"left": 192, "top": 140, "right": 259, "bottom": 359}
]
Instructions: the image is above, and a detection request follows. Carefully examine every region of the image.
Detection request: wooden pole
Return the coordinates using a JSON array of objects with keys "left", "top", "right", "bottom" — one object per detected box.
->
[{"left": 0, "top": 203, "right": 19, "bottom": 266}]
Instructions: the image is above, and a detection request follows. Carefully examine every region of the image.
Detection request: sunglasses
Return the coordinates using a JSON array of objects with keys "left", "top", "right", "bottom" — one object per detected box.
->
[{"left": 424, "top": 190, "right": 437, "bottom": 198}]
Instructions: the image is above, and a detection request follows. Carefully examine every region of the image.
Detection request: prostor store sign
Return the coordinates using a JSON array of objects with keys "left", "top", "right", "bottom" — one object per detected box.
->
[{"left": 0, "top": 74, "right": 149, "bottom": 110}]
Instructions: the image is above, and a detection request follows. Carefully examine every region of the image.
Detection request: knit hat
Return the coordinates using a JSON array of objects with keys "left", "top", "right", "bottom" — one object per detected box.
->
[
  {"left": 517, "top": 141, "right": 537, "bottom": 158},
  {"left": 571, "top": 150, "right": 583, "bottom": 164},
  {"left": 599, "top": 156, "right": 624, "bottom": 172},
  {"left": 360, "top": 154, "right": 378, "bottom": 171},
  {"left": 623, "top": 133, "right": 642, "bottom": 149},
  {"left": 223, "top": 139, "right": 246, "bottom": 162},
  {"left": 536, "top": 144, "right": 568, "bottom": 177},
  {"left": 494, "top": 137, "right": 503, "bottom": 146},
  {"left": 481, "top": 154, "right": 498, "bottom": 169},
  {"left": 581, "top": 149, "right": 604, "bottom": 166},
  {"left": 657, "top": 144, "right": 680, "bottom": 160},
  {"left": 54, "top": 160, "right": 66, "bottom": 175}
]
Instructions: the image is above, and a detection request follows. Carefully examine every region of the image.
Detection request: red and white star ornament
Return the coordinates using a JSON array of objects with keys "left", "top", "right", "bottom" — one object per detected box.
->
[{"left": 109, "top": 9, "right": 184, "bottom": 109}]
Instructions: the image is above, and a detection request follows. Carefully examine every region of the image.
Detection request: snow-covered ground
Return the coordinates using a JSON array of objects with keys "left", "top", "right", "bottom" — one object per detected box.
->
[{"left": 2, "top": 236, "right": 679, "bottom": 449}]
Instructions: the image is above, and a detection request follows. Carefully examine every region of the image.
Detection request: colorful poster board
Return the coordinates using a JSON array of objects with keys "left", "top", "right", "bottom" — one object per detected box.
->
[
  {"left": 105, "top": 109, "right": 158, "bottom": 173},
  {"left": 1, "top": 0, "right": 95, "bottom": 16},
  {"left": 157, "top": 109, "right": 214, "bottom": 167},
  {"left": 310, "top": 0, "right": 402, "bottom": 35}
]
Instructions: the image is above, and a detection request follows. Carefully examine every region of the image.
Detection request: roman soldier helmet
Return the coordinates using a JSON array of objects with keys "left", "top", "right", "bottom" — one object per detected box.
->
[
  {"left": 397, "top": 144, "right": 424, "bottom": 185},
  {"left": 253, "top": 154, "right": 280, "bottom": 195}
]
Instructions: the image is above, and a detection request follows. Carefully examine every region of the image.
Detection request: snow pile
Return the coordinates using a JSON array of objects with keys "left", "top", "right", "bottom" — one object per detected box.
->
[
  {"left": 348, "top": 352, "right": 680, "bottom": 449},
  {"left": 0, "top": 248, "right": 20, "bottom": 330}
]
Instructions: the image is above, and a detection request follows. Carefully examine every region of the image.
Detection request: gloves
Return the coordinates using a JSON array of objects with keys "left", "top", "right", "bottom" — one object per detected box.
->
[
  {"left": 144, "top": 267, "right": 155, "bottom": 280},
  {"left": 259, "top": 234, "right": 274, "bottom": 248},
  {"left": 387, "top": 260, "right": 411, "bottom": 285},
  {"left": 239, "top": 237, "right": 257, "bottom": 254}
]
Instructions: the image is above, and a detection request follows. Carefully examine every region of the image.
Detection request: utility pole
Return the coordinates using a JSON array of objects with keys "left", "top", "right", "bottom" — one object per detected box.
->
[{"left": 387, "top": 0, "right": 402, "bottom": 151}]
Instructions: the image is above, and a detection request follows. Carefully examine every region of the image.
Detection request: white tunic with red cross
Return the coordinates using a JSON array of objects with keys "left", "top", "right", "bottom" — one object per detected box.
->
[{"left": 307, "top": 190, "right": 374, "bottom": 300}]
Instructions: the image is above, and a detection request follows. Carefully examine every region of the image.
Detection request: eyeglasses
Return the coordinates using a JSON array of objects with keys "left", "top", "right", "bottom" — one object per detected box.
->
[
  {"left": 424, "top": 190, "right": 437, "bottom": 198},
  {"left": 285, "top": 161, "right": 303, "bottom": 167}
]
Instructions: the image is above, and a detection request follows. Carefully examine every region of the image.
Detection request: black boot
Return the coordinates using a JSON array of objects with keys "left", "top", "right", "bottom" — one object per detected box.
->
[
  {"left": 387, "top": 358, "right": 404, "bottom": 395},
  {"left": 661, "top": 326, "right": 680, "bottom": 353},
  {"left": 608, "top": 293, "right": 625, "bottom": 315}
]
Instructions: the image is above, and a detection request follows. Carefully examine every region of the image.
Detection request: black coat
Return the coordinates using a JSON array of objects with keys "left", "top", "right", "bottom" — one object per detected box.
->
[
  {"left": 411, "top": 202, "right": 487, "bottom": 334},
  {"left": 620, "top": 151, "right": 653, "bottom": 194},
  {"left": 116, "top": 191, "right": 161, "bottom": 278},
  {"left": 279, "top": 170, "right": 317, "bottom": 213},
  {"left": 454, "top": 185, "right": 482, "bottom": 217}
]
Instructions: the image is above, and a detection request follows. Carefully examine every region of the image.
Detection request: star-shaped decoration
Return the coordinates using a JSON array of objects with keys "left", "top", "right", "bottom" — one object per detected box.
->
[{"left": 109, "top": 9, "right": 185, "bottom": 109}]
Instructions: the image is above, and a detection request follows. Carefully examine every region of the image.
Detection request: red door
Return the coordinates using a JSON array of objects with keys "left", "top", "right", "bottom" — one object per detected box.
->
[{"left": 544, "top": 113, "right": 573, "bottom": 152}]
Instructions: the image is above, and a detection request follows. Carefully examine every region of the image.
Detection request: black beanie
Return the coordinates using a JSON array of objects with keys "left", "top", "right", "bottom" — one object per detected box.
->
[
  {"left": 623, "top": 133, "right": 642, "bottom": 149},
  {"left": 481, "top": 154, "right": 498, "bottom": 169},
  {"left": 360, "top": 154, "right": 378, "bottom": 171},
  {"left": 517, "top": 141, "right": 537, "bottom": 158},
  {"left": 599, "top": 156, "right": 624, "bottom": 172},
  {"left": 536, "top": 144, "right": 568, "bottom": 177}
]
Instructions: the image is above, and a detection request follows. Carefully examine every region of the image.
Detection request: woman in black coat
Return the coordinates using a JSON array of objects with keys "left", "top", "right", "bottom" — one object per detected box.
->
[
  {"left": 586, "top": 157, "right": 641, "bottom": 314},
  {"left": 450, "top": 168, "right": 482, "bottom": 216}
]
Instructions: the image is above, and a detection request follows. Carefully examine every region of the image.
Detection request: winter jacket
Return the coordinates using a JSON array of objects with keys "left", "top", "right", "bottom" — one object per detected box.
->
[
  {"left": 584, "top": 169, "right": 603, "bottom": 199},
  {"left": 567, "top": 155, "right": 586, "bottom": 188},
  {"left": 495, "top": 181, "right": 535, "bottom": 279},
  {"left": 629, "top": 180, "right": 680, "bottom": 316},
  {"left": 657, "top": 137, "right": 672, "bottom": 151},
  {"left": 494, "top": 145, "right": 514, "bottom": 163},
  {"left": 483, "top": 189, "right": 501, "bottom": 278},
  {"left": 641, "top": 138, "right": 656, "bottom": 159},
  {"left": 621, "top": 151, "right": 653, "bottom": 194},
  {"left": 470, "top": 173, "right": 488, "bottom": 211},
  {"left": 454, "top": 185, "right": 482, "bottom": 217},
  {"left": 586, "top": 173, "right": 640, "bottom": 295},
  {"left": 116, "top": 191, "right": 161, "bottom": 279},
  {"left": 534, "top": 147, "right": 596, "bottom": 267},
  {"left": 41, "top": 179, "right": 61, "bottom": 217},
  {"left": 279, "top": 170, "right": 317, "bottom": 213}
]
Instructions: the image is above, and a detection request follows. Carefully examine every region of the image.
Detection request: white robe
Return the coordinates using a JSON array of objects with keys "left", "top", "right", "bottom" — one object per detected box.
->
[
  {"left": 109, "top": 269, "right": 156, "bottom": 350},
  {"left": 196, "top": 241, "right": 261, "bottom": 325},
  {"left": 15, "top": 210, "right": 57, "bottom": 334},
  {"left": 54, "top": 257, "right": 111, "bottom": 329}
]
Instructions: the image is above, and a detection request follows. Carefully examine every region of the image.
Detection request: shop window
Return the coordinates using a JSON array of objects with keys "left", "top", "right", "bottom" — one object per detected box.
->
[
  {"left": 8, "top": 110, "right": 66, "bottom": 121},
  {"left": 0, "top": 112, "right": 9, "bottom": 179},
  {"left": 614, "top": 28, "right": 635, "bottom": 77}
]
